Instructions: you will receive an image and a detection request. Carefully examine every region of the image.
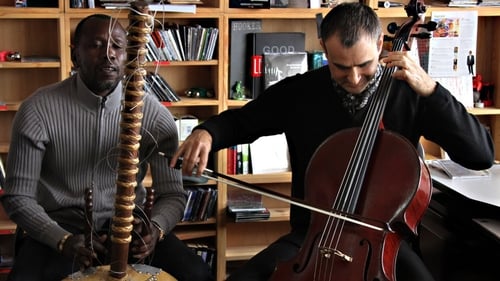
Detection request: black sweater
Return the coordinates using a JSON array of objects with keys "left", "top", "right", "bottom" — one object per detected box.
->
[{"left": 198, "top": 65, "right": 494, "bottom": 231}]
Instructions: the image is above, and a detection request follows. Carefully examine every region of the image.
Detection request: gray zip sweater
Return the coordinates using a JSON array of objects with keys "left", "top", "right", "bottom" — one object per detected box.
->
[{"left": 2, "top": 74, "right": 186, "bottom": 251}]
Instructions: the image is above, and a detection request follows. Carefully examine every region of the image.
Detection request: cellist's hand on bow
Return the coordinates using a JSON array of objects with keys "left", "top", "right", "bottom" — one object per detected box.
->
[
  {"left": 382, "top": 50, "right": 436, "bottom": 97},
  {"left": 170, "top": 129, "right": 213, "bottom": 177}
]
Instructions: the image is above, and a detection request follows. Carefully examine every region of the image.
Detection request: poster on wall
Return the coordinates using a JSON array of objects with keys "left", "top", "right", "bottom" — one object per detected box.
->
[
  {"left": 425, "top": 10, "right": 478, "bottom": 108},
  {"left": 428, "top": 10, "right": 478, "bottom": 77}
]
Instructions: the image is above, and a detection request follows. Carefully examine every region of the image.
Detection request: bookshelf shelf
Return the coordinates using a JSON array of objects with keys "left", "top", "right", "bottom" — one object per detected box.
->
[
  {"left": 467, "top": 107, "right": 500, "bottom": 115},
  {"left": 148, "top": 60, "right": 219, "bottom": 67},
  {"left": 175, "top": 229, "right": 217, "bottom": 240},
  {"left": 225, "top": 245, "right": 266, "bottom": 261},
  {"left": 0, "top": 9, "right": 61, "bottom": 18},
  {"left": 0, "top": 62, "right": 61, "bottom": 68},
  {"left": 162, "top": 98, "right": 220, "bottom": 107},
  {"left": 230, "top": 172, "right": 291, "bottom": 184},
  {"left": 0, "top": 220, "right": 15, "bottom": 234},
  {"left": 0, "top": 104, "right": 20, "bottom": 111},
  {"left": 0, "top": 143, "right": 9, "bottom": 154}
]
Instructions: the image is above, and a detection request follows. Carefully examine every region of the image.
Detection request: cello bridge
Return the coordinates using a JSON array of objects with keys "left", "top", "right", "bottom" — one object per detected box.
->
[{"left": 319, "top": 247, "right": 353, "bottom": 262}]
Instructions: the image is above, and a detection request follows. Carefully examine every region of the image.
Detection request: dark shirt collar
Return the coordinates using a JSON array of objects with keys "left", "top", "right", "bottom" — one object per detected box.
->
[{"left": 333, "top": 64, "right": 383, "bottom": 115}]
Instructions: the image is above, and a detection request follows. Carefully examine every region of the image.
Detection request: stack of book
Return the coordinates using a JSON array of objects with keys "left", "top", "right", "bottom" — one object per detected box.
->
[
  {"left": 0, "top": 159, "right": 5, "bottom": 190},
  {"left": 226, "top": 134, "right": 290, "bottom": 175},
  {"left": 182, "top": 187, "right": 218, "bottom": 222},
  {"left": 478, "top": 0, "right": 500, "bottom": 5},
  {"left": 186, "top": 243, "right": 216, "bottom": 273},
  {"left": 145, "top": 72, "right": 181, "bottom": 102},
  {"left": 146, "top": 25, "right": 218, "bottom": 62},
  {"left": 226, "top": 191, "right": 270, "bottom": 222},
  {"left": 447, "top": 0, "right": 478, "bottom": 6},
  {"left": 100, "top": 1, "right": 197, "bottom": 12}
]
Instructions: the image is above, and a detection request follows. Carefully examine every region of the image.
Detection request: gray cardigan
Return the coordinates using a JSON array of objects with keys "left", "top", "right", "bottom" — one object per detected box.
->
[{"left": 2, "top": 74, "right": 186, "bottom": 251}]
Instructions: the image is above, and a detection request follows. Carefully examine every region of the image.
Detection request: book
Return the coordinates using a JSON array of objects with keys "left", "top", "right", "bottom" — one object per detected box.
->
[
  {"left": 104, "top": 2, "right": 197, "bottom": 13},
  {"left": 241, "top": 143, "right": 250, "bottom": 175},
  {"left": 145, "top": 72, "right": 181, "bottom": 102},
  {"left": 228, "top": 208, "right": 270, "bottom": 222},
  {"left": 227, "top": 146, "right": 237, "bottom": 175},
  {"left": 204, "top": 189, "right": 218, "bottom": 219},
  {"left": 263, "top": 52, "right": 308, "bottom": 89},
  {"left": 247, "top": 32, "right": 305, "bottom": 99},
  {"left": 270, "top": 0, "right": 288, "bottom": 7},
  {"left": 226, "top": 189, "right": 270, "bottom": 222},
  {"left": 195, "top": 188, "right": 213, "bottom": 221},
  {"left": 182, "top": 188, "right": 198, "bottom": 221},
  {"left": 428, "top": 159, "right": 490, "bottom": 179},
  {"left": 229, "top": 0, "right": 270, "bottom": 8},
  {"left": 229, "top": 20, "right": 262, "bottom": 100},
  {"left": 0, "top": 158, "right": 5, "bottom": 190},
  {"left": 227, "top": 190, "right": 265, "bottom": 212}
]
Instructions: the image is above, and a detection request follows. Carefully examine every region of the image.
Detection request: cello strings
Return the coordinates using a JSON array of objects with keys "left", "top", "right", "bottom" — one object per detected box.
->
[{"left": 314, "top": 37, "right": 406, "bottom": 279}]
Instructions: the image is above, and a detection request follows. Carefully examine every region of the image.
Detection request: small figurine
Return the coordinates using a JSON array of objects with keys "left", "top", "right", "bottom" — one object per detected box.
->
[
  {"left": 0, "top": 51, "right": 21, "bottom": 62},
  {"left": 185, "top": 87, "right": 214, "bottom": 98},
  {"left": 473, "top": 74, "right": 483, "bottom": 107},
  {"left": 232, "top": 81, "right": 246, "bottom": 100}
]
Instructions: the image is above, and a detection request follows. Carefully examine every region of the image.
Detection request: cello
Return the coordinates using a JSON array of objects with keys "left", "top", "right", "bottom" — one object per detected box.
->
[{"left": 267, "top": 1, "right": 433, "bottom": 280}]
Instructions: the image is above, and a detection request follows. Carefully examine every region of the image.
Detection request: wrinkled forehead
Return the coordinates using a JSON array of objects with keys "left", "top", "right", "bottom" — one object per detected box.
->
[
  {"left": 324, "top": 34, "right": 380, "bottom": 65},
  {"left": 81, "top": 18, "right": 126, "bottom": 40}
]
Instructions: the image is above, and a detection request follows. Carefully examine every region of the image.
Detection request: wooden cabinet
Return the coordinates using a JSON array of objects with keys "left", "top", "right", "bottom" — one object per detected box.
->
[{"left": 0, "top": 1, "right": 499, "bottom": 280}]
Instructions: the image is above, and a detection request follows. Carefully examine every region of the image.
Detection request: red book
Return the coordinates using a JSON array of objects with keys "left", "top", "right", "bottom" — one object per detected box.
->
[{"left": 227, "top": 146, "right": 236, "bottom": 175}]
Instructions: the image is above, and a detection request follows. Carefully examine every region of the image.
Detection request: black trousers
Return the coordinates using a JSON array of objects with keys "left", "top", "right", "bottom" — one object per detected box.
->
[
  {"left": 226, "top": 231, "right": 436, "bottom": 281},
  {"left": 8, "top": 231, "right": 214, "bottom": 281}
]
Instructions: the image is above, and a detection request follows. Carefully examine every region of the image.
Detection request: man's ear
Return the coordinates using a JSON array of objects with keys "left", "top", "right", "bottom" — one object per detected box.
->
[
  {"left": 319, "top": 39, "right": 328, "bottom": 56},
  {"left": 71, "top": 45, "right": 79, "bottom": 69},
  {"left": 377, "top": 32, "right": 385, "bottom": 54}
]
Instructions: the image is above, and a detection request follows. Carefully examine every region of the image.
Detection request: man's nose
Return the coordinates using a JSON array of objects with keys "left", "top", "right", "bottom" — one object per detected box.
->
[
  {"left": 106, "top": 45, "right": 117, "bottom": 60},
  {"left": 346, "top": 68, "right": 361, "bottom": 84}
]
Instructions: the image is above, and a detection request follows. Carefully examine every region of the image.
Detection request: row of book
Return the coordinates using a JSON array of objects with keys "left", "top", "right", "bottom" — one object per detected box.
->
[
  {"left": 145, "top": 72, "right": 181, "bottom": 102},
  {"left": 227, "top": 134, "right": 290, "bottom": 175},
  {"left": 229, "top": 0, "right": 323, "bottom": 8},
  {"left": 226, "top": 191, "right": 270, "bottom": 222},
  {"left": 448, "top": 0, "right": 500, "bottom": 6},
  {"left": 227, "top": 144, "right": 250, "bottom": 175},
  {"left": 100, "top": 0, "right": 198, "bottom": 12},
  {"left": 186, "top": 243, "right": 216, "bottom": 273},
  {"left": 0, "top": 159, "right": 4, "bottom": 190},
  {"left": 146, "top": 25, "right": 218, "bottom": 62},
  {"left": 182, "top": 187, "right": 218, "bottom": 222}
]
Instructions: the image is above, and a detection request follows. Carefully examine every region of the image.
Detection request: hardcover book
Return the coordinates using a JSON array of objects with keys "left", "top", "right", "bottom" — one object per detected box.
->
[
  {"left": 0, "top": 158, "right": 5, "bottom": 190},
  {"left": 247, "top": 32, "right": 305, "bottom": 99},
  {"left": 263, "top": 52, "right": 308, "bottom": 89},
  {"left": 227, "top": 190, "right": 265, "bottom": 212},
  {"left": 229, "top": 20, "right": 262, "bottom": 99},
  {"left": 229, "top": 0, "right": 270, "bottom": 8}
]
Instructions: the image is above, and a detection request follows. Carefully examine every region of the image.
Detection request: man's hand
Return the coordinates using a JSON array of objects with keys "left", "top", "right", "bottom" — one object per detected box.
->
[
  {"left": 60, "top": 233, "right": 108, "bottom": 270},
  {"left": 382, "top": 51, "right": 437, "bottom": 97},
  {"left": 130, "top": 217, "right": 159, "bottom": 260},
  {"left": 170, "top": 129, "right": 213, "bottom": 177}
]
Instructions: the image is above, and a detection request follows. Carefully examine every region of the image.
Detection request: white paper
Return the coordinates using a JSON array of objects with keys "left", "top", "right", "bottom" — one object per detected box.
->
[{"left": 250, "top": 134, "right": 290, "bottom": 174}]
